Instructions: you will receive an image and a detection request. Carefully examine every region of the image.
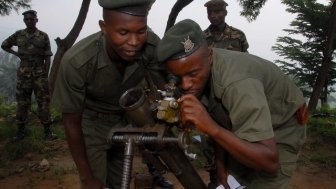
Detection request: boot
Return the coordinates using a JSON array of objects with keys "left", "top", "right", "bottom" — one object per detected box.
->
[
  {"left": 207, "top": 169, "right": 217, "bottom": 189},
  {"left": 43, "top": 124, "right": 58, "bottom": 140},
  {"left": 147, "top": 164, "right": 173, "bottom": 189},
  {"left": 153, "top": 175, "right": 173, "bottom": 189},
  {"left": 11, "top": 124, "right": 26, "bottom": 142}
]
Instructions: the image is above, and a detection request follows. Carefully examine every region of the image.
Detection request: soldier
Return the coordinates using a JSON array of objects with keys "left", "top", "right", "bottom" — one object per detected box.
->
[
  {"left": 53, "top": 0, "right": 172, "bottom": 188},
  {"left": 157, "top": 19, "right": 307, "bottom": 189},
  {"left": 203, "top": 0, "right": 249, "bottom": 52},
  {"left": 1, "top": 10, "right": 57, "bottom": 142}
]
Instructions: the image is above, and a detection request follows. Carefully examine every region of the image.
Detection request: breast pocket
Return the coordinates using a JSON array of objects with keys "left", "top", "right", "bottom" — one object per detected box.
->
[
  {"left": 17, "top": 39, "right": 26, "bottom": 47},
  {"left": 87, "top": 70, "right": 123, "bottom": 101},
  {"left": 32, "top": 37, "right": 46, "bottom": 48}
]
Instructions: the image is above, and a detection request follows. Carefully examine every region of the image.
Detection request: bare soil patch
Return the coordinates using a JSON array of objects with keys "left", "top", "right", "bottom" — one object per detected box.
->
[{"left": 0, "top": 136, "right": 335, "bottom": 189}]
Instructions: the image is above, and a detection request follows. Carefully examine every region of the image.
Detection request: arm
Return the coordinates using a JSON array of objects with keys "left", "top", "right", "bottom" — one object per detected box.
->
[
  {"left": 178, "top": 94, "right": 279, "bottom": 174},
  {"left": 1, "top": 42, "right": 19, "bottom": 57},
  {"left": 43, "top": 34, "right": 52, "bottom": 74},
  {"left": 214, "top": 143, "right": 230, "bottom": 188},
  {"left": 45, "top": 56, "right": 51, "bottom": 74},
  {"left": 63, "top": 113, "right": 105, "bottom": 189},
  {"left": 1, "top": 33, "right": 20, "bottom": 57},
  {"left": 240, "top": 32, "right": 249, "bottom": 52}
]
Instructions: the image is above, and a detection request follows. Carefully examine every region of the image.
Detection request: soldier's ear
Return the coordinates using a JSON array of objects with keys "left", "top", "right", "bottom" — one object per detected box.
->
[
  {"left": 224, "top": 8, "right": 228, "bottom": 16},
  {"left": 99, "top": 20, "right": 106, "bottom": 34}
]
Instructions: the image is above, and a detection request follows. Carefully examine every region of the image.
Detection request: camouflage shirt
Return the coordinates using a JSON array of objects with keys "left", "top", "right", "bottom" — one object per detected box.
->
[
  {"left": 2, "top": 28, "right": 53, "bottom": 62},
  {"left": 204, "top": 22, "right": 249, "bottom": 52}
]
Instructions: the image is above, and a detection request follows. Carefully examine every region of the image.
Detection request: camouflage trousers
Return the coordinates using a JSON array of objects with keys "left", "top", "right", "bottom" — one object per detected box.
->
[{"left": 16, "top": 66, "right": 51, "bottom": 125}]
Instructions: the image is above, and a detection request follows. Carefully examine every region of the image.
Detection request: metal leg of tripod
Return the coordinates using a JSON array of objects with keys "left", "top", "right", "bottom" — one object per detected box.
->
[{"left": 121, "top": 138, "right": 134, "bottom": 189}]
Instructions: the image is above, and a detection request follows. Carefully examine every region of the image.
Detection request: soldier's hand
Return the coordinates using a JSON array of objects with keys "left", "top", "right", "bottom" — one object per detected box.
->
[{"left": 178, "top": 94, "right": 216, "bottom": 135}]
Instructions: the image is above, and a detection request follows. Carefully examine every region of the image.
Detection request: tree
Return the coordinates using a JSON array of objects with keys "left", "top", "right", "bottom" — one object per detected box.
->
[
  {"left": 165, "top": 0, "right": 193, "bottom": 32},
  {"left": 237, "top": 0, "right": 267, "bottom": 22},
  {"left": 0, "top": 0, "right": 31, "bottom": 16},
  {"left": 272, "top": 0, "right": 336, "bottom": 110},
  {"left": 309, "top": 0, "right": 336, "bottom": 111},
  {"left": 48, "top": 0, "right": 91, "bottom": 95},
  {"left": 272, "top": 0, "right": 336, "bottom": 111}
]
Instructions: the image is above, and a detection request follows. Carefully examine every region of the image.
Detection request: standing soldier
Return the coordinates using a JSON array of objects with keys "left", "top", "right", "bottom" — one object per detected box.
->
[
  {"left": 1, "top": 10, "right": 57, "bottom": 142},
  {"left": 203, "top": 0, "right": 249, "bottom": 52}
]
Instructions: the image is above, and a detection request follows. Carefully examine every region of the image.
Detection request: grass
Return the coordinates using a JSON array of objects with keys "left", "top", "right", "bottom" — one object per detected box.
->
[{"left": 297, "top": 107, "right": 336, "bottom": 168}]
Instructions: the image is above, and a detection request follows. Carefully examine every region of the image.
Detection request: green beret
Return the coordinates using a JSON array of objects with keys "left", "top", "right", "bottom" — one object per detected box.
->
[
  {"left": 98, "top": 0, "right": 153, "bottom": 16},
  {"left": 204, "top": 0, "right": 228, "bottom": 10},
  {"left": 22, "top": 10, "right": 37, "bottom": 16},
  {"left": 157, "top": 19, "right": 206, "bottom": 62}
]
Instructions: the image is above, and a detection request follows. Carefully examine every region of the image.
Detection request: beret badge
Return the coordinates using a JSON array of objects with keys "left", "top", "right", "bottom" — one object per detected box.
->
[{"left": 181, "top": 36, "right": 194, "bottom": 53}]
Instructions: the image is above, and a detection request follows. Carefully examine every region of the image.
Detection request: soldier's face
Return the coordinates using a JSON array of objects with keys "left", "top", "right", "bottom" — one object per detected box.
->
[
  {"left": 99, "top": 10, "right": 147, "bottom": 62},
  {"left": 166, "top": 44, "right": 212, "bottom": 98},
  {"left": 207, "top": 7, "right": 227, "bottom": 26},
  {"left": 23, "top": 14, "right": 37, "bottom": 29}
]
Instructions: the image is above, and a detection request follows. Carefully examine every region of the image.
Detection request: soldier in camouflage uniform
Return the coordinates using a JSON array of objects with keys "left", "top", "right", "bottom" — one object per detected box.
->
[
  {"left": 203, "top": 0, "right": 249, "bottom": 52},
  {"left": 1, "top": 10, "right": 57, "bottom": 141}
]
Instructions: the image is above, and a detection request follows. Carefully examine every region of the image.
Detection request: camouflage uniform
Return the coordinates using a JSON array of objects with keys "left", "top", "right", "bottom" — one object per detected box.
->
[
  {"left": 204, "top": 22, "right": 249, "bottom": 52},
  {"left": 2, "top": 28, "right": 53, "bottom": 125}
]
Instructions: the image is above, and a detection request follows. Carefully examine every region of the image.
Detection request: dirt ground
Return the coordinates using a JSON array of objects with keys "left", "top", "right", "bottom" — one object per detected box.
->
[{"left": 0, "top": 139, "right": 336, "bottom": 189}]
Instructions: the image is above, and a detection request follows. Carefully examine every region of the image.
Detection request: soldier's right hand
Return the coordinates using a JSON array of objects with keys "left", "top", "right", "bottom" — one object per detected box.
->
[{"left": 82, "top": 177, "right": 105, "bottom": 189}]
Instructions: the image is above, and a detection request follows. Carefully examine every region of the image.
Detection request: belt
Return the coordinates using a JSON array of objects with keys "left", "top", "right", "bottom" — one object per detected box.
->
[{"left": 83, "top": 108, "right": 123, "bottom": 119}]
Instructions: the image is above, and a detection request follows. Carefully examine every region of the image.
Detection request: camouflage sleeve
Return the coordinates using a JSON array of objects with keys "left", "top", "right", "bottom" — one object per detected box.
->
[
  {"left": 43, "top": 33, "right": 53, "bottom": 56},
  {"left": 240, "top": 32, "right": 249, "bottom": 52},
  {"left": 1, "top": 32, "right": 18, "bottom": 48}
]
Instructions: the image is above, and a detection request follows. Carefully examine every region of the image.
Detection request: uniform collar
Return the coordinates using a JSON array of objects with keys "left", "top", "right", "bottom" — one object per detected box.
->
[
  {"left": 23, "top": 28, "right": 40, "bottom": 37},
  {"left": 99, "top": 35, "right": 144, "bottom": 84},
  {"left": 209, "top": 22, "right": 227, "bottom": 33}
]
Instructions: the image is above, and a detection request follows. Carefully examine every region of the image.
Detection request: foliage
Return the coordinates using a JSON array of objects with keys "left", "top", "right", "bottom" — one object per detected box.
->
[
  {"left": 272, "top": 0, "right": 336, "bottom": 99},
  {"left": 0, "top": 0, "right": 31, "bottom": 16},
  {"left": 0, "top": 51, "right": 19, "bottom": 103},
  {"left": 237, "top": 0, "right": 267, "bottom": 22},
  {"left": 308, "top": 117, "right": 336, "bottom": 141},
  {"left": 0, "top": 95, "right": 16, "bottom": 117},
  {"left": 308, "top": 107, "right": 336, "bottom": 143}
]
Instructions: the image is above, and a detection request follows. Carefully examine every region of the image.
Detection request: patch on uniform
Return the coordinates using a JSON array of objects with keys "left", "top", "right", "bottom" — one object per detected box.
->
[{"left": 181, "top": 36, "right": 194, "bottom": 53}]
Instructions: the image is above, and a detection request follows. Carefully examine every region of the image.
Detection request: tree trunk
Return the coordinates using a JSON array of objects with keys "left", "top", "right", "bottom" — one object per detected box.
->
[
  {"left": 165, "top": 0, "right": 193, "bottom": 32},
  {"left": 49, "top": 0, "right": 91, "bottom": 96},
  {"left": 308, "top": 1, "right": 336, "bottom": 112}
]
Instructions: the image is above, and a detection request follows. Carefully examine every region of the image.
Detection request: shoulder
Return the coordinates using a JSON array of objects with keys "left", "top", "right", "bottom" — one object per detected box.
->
[
  {"left": 13, "top": 29, "right": 26, "bottom": 36},
  {"left": 211, "top": 49, "right": 254, "bottom": 96},
  {"left": 147, "top": 30, "right": 160, "bottom": 46},
  {"left": 36, "top": 29, "right": 50, "bottom": 38},
  {"left": 226, "top": 25, "right": 246, "bottom": 36},
  {"left": 203, "top": 26, "right": 212, "bottom": 37},
  {"left": 142, "top": 30, "right": 160, "bottom": 61},
  {"left": 62, "top": 32, "right": 102, "bottom": 69}
]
